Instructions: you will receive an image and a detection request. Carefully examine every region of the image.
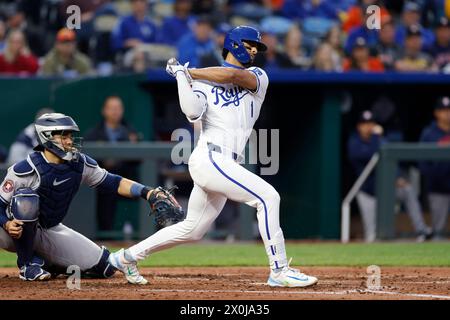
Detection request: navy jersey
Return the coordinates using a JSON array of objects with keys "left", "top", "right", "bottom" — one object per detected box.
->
[
  {"left": 0, "top": 151, "right": 108, "bottom": 228},
  {"left": 419, "top": 121, "right": 450, "bottom": 194}
]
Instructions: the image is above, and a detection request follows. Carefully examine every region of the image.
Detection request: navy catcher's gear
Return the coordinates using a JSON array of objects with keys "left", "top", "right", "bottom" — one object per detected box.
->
[
  {"left": 96, "top": 173, "right": 122, "bottom": 193},
  {"left": 9, "top": 189, "right": 41, "bottom": 269},
  {"left": 84, "top": 246, "right": 116, "bottom": 278},
  {"left": 34, "top": 113, "right": 82, "bottom": 161},
  {"left": 19, "top": 255, "right": 51, "bottom": 281},
  {"left": 29, "top": 152, "right": 84, "bottom": 228},
  {"left": 8, "top": 188, "right": 39, "bottom": 222},
  {"left": 148, "top": 186, "right": 185, "bottom": 229},
  {"left": 12, "top": 159, "right": 34, "bottom": 176},
  {"left": 222, "top": 25, "right": 267, "bottom": 65}
]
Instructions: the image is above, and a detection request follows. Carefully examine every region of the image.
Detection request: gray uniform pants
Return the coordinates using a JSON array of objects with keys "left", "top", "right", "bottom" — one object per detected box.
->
[
  {"left": 0, "top": 223, "right": 103, "bottom": 271},
  {"left": 428, "top": 193, "right": 450, "bottom": 238},
  {"left": 356, "top": 184, "right": 428, "bottom": 242}
]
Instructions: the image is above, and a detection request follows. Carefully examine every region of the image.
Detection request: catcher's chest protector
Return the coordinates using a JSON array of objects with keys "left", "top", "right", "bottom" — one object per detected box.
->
[{"left": 29, "top": 152, "right": 83, "bottom": 228}]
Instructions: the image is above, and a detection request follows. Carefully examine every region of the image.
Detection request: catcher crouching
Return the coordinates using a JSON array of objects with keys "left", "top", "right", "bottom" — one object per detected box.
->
[{"left": 0, "top": 113, "right": 185, "bottom": 283}]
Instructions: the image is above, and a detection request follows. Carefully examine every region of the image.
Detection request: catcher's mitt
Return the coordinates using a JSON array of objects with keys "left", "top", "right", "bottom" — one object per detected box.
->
[{"left": 148, "top": 186, "right": 185, "bottom": 229}]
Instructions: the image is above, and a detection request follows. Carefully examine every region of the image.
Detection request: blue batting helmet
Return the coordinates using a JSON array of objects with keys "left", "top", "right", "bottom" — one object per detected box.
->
[{"left": 222, "top": 26, "right": 267, "bottom": 65}]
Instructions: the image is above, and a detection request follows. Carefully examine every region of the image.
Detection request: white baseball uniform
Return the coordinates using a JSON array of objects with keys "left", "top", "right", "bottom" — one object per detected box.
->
[{"left": 129, "top": 65, "right": 288, "bottom": 270}]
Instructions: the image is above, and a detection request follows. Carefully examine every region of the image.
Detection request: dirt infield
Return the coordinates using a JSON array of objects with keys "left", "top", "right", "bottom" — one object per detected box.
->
[{"left": 0, "top": 266, "right": 449, "bottom": 300}]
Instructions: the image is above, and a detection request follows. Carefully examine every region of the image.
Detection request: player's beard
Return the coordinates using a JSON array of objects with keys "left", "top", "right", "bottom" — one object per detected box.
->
[{"left": 243, "top": 57, "right": 254, "bottom": 68}]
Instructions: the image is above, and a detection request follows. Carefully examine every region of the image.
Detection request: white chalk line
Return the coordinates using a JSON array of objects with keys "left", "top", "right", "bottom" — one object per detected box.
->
[
  {"left": 154, "top": 278, "right": 358, "bottom": 284},
  {"left": 133, "top": 288, "right": 450, "bottom": 300},
  {"left": 141, "top": 288, "right": 362, "bottom": 296},
  {"left": 125, "top": 277, "right": 450, "bottom": 299},
  {"left": 155, "top": 277, "right": 450, "bottom": 285},
  {"left": 364, "top": 290, "right": 450, "bottom": 300}
]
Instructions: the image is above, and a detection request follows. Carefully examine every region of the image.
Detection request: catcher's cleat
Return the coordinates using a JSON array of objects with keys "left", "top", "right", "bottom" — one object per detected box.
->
[
  {"left": 108, "top": 249, "right": 148, "bottom": 285},
  {"left": 267, "top": 259, "right": 318, "bottom": 288},
  {"left": 19, "top": 264, "right": 51, "bottom": 281}
]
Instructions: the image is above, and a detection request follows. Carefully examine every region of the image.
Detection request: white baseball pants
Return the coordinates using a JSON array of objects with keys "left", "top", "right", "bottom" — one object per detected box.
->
[{"left": 129, "top": 142, "right": 288, "bottom": 269}]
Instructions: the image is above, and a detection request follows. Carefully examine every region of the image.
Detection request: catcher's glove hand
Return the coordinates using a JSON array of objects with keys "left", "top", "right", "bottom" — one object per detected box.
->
[
  {"left": 166, "top": 57, "right": 192, "bottom": 82},
  {"left": 148, "top": 186, "right": 186, "bottom": 229}
]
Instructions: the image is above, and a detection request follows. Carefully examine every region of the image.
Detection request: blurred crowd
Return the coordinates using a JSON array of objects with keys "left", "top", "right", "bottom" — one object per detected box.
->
[{"left": 0, "top": 0, "right": 449, "bottom": 77}]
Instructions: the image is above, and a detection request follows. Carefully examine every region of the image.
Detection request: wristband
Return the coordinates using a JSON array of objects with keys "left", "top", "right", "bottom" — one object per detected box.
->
[
  {"left": 141, "top": 186, "right": 151, "bottom": 200},
  {"left": 130, "top": 182, "right": 144, "bottom": 198}
]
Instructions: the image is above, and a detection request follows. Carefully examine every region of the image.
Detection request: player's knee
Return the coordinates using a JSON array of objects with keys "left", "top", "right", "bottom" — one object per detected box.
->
[
  {"left": 84, "top": 246, "right": 116, "bottom": 278},
  {"left": 179, "top": 219, "right": 207, "bottom": 241},
  {"left": 8, "top": 188, "right": 40, "bottom": 222},
  {"left": 189, "top": 230, "right": 206, "bottom": 241}
]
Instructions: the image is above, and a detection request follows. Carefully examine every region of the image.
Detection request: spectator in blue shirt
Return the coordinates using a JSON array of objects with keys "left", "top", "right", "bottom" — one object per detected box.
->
[
  {"left": 348, "top": 110, "right": 431, "bottom": 242},
  {"left": 159, "top": 0, "right": 196, "bottom": 46},
  {"left": 419, "top": 96, "right": 450, "bottom": 240},
  {"left": 395, "top": 1, "right": 435, "bottom": 51},
  {"left": 111, "top": 0, "right": 159, "bottom": 53},
  {"left": 177, "top": 16, "right": 216, "bottom": 67},
  {"left": 345, "top": 25, "right": 379, "bottom": 56}
]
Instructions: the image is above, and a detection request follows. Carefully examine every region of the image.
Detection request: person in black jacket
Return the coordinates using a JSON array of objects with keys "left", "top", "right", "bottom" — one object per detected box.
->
[
  {"left": 84, "top": 95, "right": 139, "bottom": 234},
  {"left": 419, "top": 96, "right": 450, "bottom": 240}
]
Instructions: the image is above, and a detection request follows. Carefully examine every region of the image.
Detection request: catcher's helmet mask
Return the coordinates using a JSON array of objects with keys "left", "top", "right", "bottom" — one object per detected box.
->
[
  {"left": 34, "top": 113, "right": 83, "bottom": 161},
  {"left": 222, "top": 25, "right": 267, "bottom": 67}
]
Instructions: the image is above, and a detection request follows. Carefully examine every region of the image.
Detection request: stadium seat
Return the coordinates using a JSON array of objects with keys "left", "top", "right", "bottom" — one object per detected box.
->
[{"left": 260, "top": 16, "right": 293, "bottom": 36}]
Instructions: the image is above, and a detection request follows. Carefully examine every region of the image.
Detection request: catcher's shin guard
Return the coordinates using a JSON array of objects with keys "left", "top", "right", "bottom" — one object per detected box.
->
[{"left": 84, "top": 246, "right": 116, "bottom": 278}]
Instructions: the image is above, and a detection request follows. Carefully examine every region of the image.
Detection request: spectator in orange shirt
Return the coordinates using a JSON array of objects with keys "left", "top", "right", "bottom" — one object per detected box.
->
[
  {"left": 343, "top": 36, "right": 384, "bottom": 72},
  {"left": 0, "top": 29, "right": 38, "bottom": 75}
]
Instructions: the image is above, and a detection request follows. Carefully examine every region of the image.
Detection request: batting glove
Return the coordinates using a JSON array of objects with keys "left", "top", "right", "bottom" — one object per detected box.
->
[{"left": 166, "top": 58, "right": 192, "bottom": 82}]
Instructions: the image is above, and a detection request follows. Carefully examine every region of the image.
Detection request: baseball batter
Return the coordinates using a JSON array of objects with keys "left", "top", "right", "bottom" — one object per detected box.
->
[{"left": 110, "top": 26, "right": 318, "bottom": 287}]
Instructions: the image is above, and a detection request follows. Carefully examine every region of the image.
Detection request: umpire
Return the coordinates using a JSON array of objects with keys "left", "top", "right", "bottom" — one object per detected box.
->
[{"left": 419, "top": 96, "right": 450, "bottom": 240}]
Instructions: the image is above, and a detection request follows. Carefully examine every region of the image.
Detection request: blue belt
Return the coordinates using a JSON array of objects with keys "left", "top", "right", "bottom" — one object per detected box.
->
[{"left": 207, "top": 142, "right": 239, "bottom": 161}]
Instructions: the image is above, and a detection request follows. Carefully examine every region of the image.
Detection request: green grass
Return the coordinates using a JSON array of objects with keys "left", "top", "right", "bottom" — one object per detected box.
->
[{"left": 1, "top": 242, "right": 449, "bottom": 267}]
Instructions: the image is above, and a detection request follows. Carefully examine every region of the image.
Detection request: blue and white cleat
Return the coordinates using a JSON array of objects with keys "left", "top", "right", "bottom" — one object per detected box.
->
[
  {"left": 19, "top": 257, "right": 51, "bottom": 281},
  {"left": 267, "top": 259, "right": 318, "bottom": 288},
  {"left": 108, "top": 249, "right": 148, "bottom": 285}
]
